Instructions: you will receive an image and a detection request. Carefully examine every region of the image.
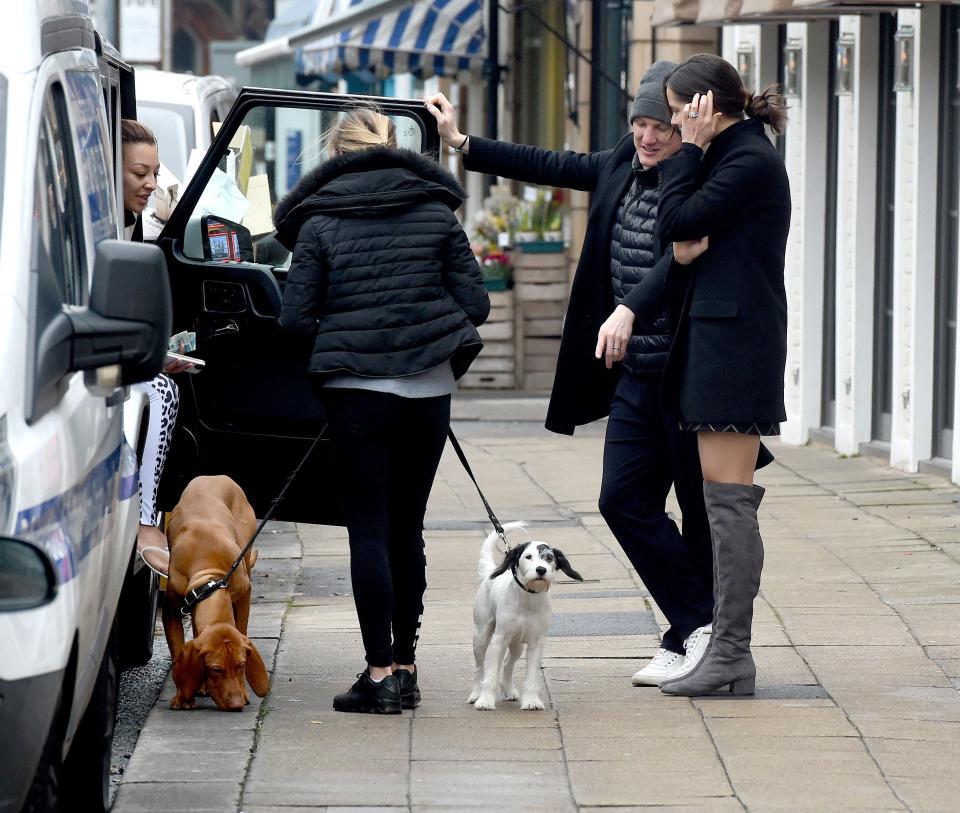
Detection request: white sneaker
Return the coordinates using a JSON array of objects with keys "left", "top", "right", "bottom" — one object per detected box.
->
[
  {"left": 663, "top": 625, "right": 712, "bottom": 682},
  {"left": 631, "top": 648, "right": 684, "bottom": 687}
]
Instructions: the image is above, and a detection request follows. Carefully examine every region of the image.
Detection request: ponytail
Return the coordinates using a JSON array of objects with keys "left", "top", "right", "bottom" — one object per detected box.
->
[{"left": 745, "top": 84, "right": 788, "bottom": 135}]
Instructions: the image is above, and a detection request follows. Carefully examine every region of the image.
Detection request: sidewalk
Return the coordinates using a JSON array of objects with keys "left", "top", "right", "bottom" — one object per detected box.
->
[{"left": 114, "top": 401, "right": 960, "bottom": 812}]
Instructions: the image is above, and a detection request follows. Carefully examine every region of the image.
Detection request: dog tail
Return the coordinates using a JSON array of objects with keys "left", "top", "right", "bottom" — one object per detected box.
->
[{"left": 478, "top": 521, "right": 526, "bottom": 581}]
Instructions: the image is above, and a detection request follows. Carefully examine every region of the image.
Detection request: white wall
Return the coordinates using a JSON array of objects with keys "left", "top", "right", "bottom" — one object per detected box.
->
[
  {"left": 833, "top": 15, "right": 879, "bottom": 456},
  {"left": 780, "top": 20, "right": 830, "bottom": 445},
  {"left": 890, "top": 5, "right": 940, "bottom": 471}
]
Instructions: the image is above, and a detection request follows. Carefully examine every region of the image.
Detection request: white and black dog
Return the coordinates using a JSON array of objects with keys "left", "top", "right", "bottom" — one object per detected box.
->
[{"left": 469, "top": 522, "right": 583, "bottom": 711}]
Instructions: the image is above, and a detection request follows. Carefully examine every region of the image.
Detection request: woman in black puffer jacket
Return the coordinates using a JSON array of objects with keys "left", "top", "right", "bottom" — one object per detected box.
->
[{"left": 275, "top": 107, "right": 489, "bottom": 715}]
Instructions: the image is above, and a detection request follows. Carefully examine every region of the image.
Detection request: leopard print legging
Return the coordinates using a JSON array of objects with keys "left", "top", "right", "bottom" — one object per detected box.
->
[{"left": 132, "top": 374, "right": 180, "bottom": 526}]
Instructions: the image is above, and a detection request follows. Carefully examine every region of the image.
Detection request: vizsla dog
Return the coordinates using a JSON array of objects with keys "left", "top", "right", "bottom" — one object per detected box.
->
[{"left": 162, "top": 475, "right": 269, "bottom": 711}]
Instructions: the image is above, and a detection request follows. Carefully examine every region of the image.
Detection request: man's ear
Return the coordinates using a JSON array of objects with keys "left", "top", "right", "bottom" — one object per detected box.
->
[
  {"left": 553, "top": 548, "right": 583, "bottom": 582},
  {"left": 244, "top": 637, "right": 270, "bottom": 697},
  {"left": 171, "top": 639, "right": 204, "bottom": 708},
  {"left": 489, "top": 545, "right": 526, "bottom": 579}
]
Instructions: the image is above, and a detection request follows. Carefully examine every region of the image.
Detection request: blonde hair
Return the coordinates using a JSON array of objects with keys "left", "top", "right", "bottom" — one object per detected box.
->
[{"left": 324, "top": 106, "right": 397, "bottom": 155}]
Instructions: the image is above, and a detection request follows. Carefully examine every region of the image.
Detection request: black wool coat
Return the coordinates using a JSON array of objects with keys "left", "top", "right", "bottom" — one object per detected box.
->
[
  {"left": 274, "top": 147, "right": 490, "bottom": 380},
  {"left": 654, "top": 118, "right": 791, "bottom": 424},
  {"left": 465, "top": 135, "right": 674, "bottom": 435}
]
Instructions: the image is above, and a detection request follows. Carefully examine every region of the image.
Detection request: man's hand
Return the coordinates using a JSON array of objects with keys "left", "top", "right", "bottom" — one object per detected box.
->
[
  {"left": 424, "top": 92, "right": 466, "bottom": 151},
  {"left": 674, "top": 236, "right": 709, "bottom": 266},
  {"left": 596, "top": 304, "right": 636, "bottom": 369}
]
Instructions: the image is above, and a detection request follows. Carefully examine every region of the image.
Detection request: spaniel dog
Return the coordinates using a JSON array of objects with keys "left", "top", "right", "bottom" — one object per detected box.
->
[{"left": 468, "top": 522, "right": 582, "bottom": 711}]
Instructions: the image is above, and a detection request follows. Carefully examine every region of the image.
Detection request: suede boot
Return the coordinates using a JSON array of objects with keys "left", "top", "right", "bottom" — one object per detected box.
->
[{"left": 661, "top": 482, "right": 765, "bottom": 696}]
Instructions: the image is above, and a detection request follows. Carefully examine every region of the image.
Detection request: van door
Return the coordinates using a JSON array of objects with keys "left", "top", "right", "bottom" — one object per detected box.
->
[{"left": 155, "top": 91, "right": 439, "bottom": 524}]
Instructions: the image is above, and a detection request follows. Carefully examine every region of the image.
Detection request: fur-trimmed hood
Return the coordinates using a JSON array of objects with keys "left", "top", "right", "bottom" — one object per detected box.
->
[{"left": 274, "top": 146, "right": 467, "bottom": 250}]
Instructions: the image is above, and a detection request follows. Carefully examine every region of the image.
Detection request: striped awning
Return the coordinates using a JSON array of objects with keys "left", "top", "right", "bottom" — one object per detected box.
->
[{"left": 298, "top": 0, "right": 485, "bottom": 80}]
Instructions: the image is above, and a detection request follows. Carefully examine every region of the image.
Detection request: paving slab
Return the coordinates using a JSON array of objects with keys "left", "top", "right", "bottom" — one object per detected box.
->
[{"left": 115, "top": 420, "right": 960, "bottom": 812}]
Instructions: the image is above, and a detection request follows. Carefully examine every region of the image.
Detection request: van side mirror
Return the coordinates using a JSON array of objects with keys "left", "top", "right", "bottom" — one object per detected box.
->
[
  {"left": 0, "top": 537, "right": 57, "bottom": 612},
  {"left": 69, "top": 240, "right": 172, "bottom": 384}
]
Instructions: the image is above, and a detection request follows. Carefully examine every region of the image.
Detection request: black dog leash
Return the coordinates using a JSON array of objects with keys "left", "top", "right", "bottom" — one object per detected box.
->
[
  {"left": 181, "top": 425, "right": 329, "bottom": 615},
  {"left": 446, "top": 428, "right": 510, "bottom": 554}
]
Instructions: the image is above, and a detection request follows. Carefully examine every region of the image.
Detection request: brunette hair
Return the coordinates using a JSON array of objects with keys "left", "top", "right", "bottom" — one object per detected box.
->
[
  {"left": 120, "top": 118, "right": 157, "bottom": 147},
  {"left": 665, "top": 53, "right": 788, "bottom": 135},
  {"left": 324, "top": 105, "right": 397, "bottom": 155}
]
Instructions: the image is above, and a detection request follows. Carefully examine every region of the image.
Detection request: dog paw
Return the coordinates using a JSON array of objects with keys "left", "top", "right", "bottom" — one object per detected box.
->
[
  {"left": 170, "top": 694, "right": 195, "bottom": 710},
  {"left": 467, "top": 690, "right": 481, "bottom": 704},
  {"left": 473, "top": 693, "right": 497, "bottom": 710},
  {"left": 502, "top": 684, "right": 520, "bottom": 701},
  {"left": 520, "top": 695, "right": 544, "bottom": 710}
]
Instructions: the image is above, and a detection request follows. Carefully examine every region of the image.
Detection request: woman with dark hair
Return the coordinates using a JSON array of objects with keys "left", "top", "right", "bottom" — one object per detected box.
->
[
  {"left": 651, "top": 54, "right": 791, "bottom": 697},
  {"left": 276, "top": 106, "right": 489, "bottom": 714},
  {"left": 121, "top": 119, "right": 189, "bottom": 576}
]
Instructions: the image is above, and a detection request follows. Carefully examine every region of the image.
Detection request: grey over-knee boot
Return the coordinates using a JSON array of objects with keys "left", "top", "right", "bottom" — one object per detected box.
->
[{"left": 661, "top": 482, "right": 765, "bottom": 696}]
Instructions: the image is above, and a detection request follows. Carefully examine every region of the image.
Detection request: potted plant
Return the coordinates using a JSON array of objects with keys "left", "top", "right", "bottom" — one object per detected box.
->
[{"left": 481, "top": 252, "right": 513, "bottom": 291}]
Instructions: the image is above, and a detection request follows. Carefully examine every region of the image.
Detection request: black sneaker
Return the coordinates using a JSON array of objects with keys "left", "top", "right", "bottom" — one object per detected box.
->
[
  {"left": 394, "top": 668, "right": 421, "bottom": 709},
  {"left": 333, "top": 671, "right": 402, "bottom": 714}
]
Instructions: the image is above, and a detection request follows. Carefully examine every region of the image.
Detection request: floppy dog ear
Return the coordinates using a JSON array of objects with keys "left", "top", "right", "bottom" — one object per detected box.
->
[
  {"left": 553, "top": 548, "right": 583, "bottom": 582},
  {"left": 171, "top": 639, "right": 205, "bottom": 709},
  {"left": 489, "top": 545, "right": 526, "bottom": 580},
  {"left": 244, "top": 637, "right": 270, "bottom": 697}
]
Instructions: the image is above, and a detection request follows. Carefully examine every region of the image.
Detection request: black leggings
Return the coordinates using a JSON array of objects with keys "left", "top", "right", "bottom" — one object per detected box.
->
[{"left": 321, "top": 388, "right": 451, "bottom": 667}]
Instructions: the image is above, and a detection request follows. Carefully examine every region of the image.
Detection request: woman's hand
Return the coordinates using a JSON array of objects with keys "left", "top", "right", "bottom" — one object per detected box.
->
[
  {"left": 595, "top": 304, "right": 635, "bottom": 370},
  {"left": 680, "top": 91, "right": 723, "bottom": 149},
  {"left": 163, "top": 342, "right": 194, "bottom": 375},
  {"left": 674, "top": 236, "right": 709, "bottom": 266},
  {"left": 423, "top": 92, "right": 466, "bottom": 152}
]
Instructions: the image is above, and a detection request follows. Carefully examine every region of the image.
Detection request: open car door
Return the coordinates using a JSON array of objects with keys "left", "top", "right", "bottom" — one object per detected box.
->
[{"left": 155, "top": 89, "right": 440, "bottom": 524}]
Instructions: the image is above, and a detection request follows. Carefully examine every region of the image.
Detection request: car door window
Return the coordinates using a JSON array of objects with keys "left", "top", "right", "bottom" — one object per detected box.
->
[
  {"left": 176, "top": 104, "right": 424, "bottom": 267},
  {"left": 35, "top": 84, "right": 87, "bottom": 306},
  {"left": 65, "top": 70, "right": 115, "bottom": 246}
]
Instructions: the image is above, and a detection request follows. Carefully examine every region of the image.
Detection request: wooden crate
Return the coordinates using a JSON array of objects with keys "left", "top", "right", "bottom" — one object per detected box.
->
[
  {"left": 460, "top": 289, "right": 516, "bottom": 389},
  {"left": 511, "top": 250, "right": 568, "bottom": 392}
]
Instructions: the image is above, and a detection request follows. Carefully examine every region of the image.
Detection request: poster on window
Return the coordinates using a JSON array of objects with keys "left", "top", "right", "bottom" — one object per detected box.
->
[{"left": 120, "top": 0, "right": 162, "bottom": 64}]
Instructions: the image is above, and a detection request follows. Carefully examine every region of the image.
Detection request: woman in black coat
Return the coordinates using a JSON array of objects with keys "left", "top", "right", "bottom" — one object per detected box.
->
[
  {"left": 275, "top": 107, "right": 489, "bottom": 714},
  {"left": 652, "top": 55, "right": 791, "bottom": 697}
]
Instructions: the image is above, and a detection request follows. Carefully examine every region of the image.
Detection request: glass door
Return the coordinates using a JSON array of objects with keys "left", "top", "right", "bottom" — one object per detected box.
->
[
  {"left": 872, "top": 13, "right": 898, "bottom": 442},
  {"left": 933, "top": 5, "right": 960, "bottom": 459}
]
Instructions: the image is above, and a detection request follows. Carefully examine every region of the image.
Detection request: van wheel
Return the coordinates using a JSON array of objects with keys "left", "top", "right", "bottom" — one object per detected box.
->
[
  {"left": 61, "top": 623, "right": 119, "bottom": 813},
  {"left": 22, "top": 689, "right": 64, "bottom": 813},
  {"left": 118, "top": 545, "right": 159, "bottom": 669}
]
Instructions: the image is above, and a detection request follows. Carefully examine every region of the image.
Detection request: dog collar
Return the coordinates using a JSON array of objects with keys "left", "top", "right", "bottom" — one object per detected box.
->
[
  {"left": 511, "top": 564, "right": 540, "bottom": 594},
  {"left": 181, "top": 578, "right": 228, "bottom": 616}
]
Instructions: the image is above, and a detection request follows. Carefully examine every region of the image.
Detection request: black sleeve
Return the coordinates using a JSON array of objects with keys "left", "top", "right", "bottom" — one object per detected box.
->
[
  {"left": 442, "top": 215, "right": 490, "bottom": 327},
  {"left": 621, "top": 249, "right": 688, "bottom": 329},
  {"left": 464, "top": 136, "right": 610, "bottom": 192},
  {"left": 656, "top": 143, "right": 766, "bottom": 244},
  {"left": 278, "top": 220, "right": 328, "bottom": 336}
]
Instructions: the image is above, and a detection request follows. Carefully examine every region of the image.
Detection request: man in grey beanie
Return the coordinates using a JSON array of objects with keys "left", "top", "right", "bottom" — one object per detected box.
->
[{"left": 424, "top": 62, "right": 715, "bottom": 687}]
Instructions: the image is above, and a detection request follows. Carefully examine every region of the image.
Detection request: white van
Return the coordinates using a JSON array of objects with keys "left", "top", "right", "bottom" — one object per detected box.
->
[
  {"left": 136, "top": 69, "right": 238, "bottom": 190},
  {"left": 0, "top": 3, "right": 170, "bottom": 811}
]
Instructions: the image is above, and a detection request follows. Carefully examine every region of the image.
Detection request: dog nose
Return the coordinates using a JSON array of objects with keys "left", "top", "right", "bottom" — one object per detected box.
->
[{"left": 536, "top": 566, "right": 547, "bottom": 576}]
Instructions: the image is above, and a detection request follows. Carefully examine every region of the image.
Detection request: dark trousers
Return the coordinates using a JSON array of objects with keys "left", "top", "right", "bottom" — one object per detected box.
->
[
  {"left": 321, "top": 388, "right": 451, "bottom": 667},
  {"left": 598, "top": 370, "right": 713, "bottom": 653}
]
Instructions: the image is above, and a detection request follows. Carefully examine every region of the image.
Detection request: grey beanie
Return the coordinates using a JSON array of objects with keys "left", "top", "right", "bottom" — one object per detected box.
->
[{"left": 629, "top": 60, "right": 676, "bottom": 126}]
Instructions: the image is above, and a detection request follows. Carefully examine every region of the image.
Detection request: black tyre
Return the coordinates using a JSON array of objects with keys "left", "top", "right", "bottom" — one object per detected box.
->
[
  {"left": 60, "top": 623, "right": 119, "bottom": 813},
  {"left": 117, "top": 546, "right": 159, "bottom": 670},
  {"left": 21, "top": 688, "right": 64, "bottom": 813}
]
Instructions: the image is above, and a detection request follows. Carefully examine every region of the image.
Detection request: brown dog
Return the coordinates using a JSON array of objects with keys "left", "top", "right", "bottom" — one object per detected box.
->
[{"left": 162, "top": 475, "right": 269, "bottom": 711}]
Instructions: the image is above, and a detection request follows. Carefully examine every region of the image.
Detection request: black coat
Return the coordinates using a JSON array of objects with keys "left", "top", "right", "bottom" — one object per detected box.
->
[
  {"left": 654, "top": 118, "right": 791, "bottom": 423},
  {"left": 274, "top": 147, "right": 490, "bottom": 380},
  {"left": 464, "top": 135, "right": 674, "bottom": 435}
]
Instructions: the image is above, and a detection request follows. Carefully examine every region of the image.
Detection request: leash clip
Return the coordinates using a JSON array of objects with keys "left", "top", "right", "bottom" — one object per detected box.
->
[{"left": 181, "top": 578, "right": 227, "bottom": 616}]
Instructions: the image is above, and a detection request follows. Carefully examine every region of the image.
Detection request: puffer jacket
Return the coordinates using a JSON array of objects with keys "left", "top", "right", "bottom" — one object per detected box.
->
[
  {"left": 274, "top": 147, "right": 490, "bottom": 380},
  {"left": 609, "top": 160, "right": 671, "bottom": 375}
]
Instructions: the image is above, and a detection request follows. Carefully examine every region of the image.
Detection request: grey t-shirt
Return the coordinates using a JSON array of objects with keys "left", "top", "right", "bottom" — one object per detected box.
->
[{"left": 322, "top": 359, "right": 456, "bottom": 399}]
